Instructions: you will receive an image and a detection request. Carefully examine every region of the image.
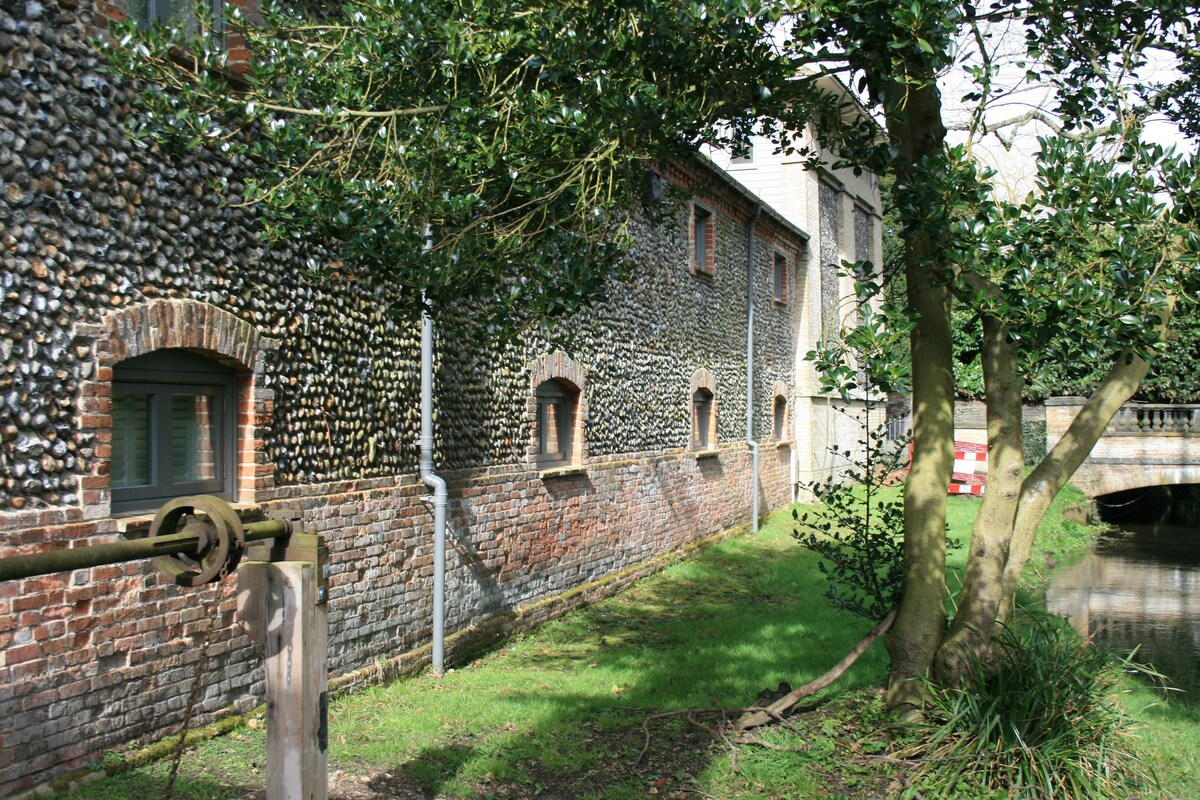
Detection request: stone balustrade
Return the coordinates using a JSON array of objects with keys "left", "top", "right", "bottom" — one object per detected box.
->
[{"left": 1106, "top": 403, "right": 1200, "bottom": 434}]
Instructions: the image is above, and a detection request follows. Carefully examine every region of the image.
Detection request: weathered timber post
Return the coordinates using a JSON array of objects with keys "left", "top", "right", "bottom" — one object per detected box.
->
[
  {"left": 237, "top": 515, "right": 329, "bottom": 800},
  {"left": 0, "top": 497, "right": 330, "bottom": 800}
]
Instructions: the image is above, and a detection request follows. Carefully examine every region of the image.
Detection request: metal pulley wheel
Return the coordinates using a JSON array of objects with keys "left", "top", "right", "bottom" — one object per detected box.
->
[{"left": 148, "top": 496, "right": 246, "bottom": 586}]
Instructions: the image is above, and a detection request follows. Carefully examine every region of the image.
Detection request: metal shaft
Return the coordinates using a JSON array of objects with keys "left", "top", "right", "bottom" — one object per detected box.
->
[{"left": 0, "top": 518, "right": 289, "bottom": 583}]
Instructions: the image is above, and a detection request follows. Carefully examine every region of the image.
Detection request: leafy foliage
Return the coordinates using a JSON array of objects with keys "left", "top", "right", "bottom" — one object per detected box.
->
[
  {"left": 104, "top": 0, "right": 802, "bottom": 332},
  {"left": 947, "top": 140, "right": 1200, "bottom": 401},
  {"left": 793, "top": 421, "right": 906, "bottom": 623},
  {"left": 904, "top": 614, "right": 1156, "bottom": 800},
  {"left": 796, "top": 264, "right": 915, "bottom": 623}
]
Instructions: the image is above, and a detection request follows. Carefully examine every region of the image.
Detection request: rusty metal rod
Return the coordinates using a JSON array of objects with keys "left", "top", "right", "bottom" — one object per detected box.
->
[{"left": 0, "top": 518, "right": 290, "bottom": 582}]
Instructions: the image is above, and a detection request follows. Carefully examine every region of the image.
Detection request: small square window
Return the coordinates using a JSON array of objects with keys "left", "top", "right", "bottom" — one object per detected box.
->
[
  {"left": 729, "top": 144, "right": 755, "bottom": 166},
  {"left": 691, "top": 203, "right": 715, "bottom": 275}
]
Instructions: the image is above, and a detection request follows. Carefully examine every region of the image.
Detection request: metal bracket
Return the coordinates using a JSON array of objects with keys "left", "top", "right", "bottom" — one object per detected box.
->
[{"left": 244, "top": 509, "right": 330, "bottom": 605}]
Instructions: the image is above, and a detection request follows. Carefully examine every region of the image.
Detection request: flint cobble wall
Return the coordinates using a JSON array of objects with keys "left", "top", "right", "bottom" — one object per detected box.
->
[{"left": 0, "top": 1, "right": 808, "bottom": 794}]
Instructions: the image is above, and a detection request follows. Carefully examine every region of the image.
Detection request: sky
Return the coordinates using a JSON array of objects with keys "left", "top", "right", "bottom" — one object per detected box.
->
[{"left": 937, "top": 17, "right": 1194, "bottom": 201}]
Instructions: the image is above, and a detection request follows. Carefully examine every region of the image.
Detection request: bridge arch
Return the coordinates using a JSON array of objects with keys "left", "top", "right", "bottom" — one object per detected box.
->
[
  {"left": 1074, "top": 466, "right": 1200, "bottom": 499},
  {"left": 1047, "top": 397, "right": 1200, "bottom": 498}
]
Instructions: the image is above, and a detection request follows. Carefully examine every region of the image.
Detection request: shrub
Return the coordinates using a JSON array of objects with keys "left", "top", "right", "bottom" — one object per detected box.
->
[
  {"left": 902, "top": 615, "right": 1155, "bottom": 799},
  {"left": 792, "top": 421, "right": 906, "bottom": 623}
]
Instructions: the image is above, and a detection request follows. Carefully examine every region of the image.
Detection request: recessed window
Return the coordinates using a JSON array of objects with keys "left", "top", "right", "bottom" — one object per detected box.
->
[
  {"left": 128, "top": 0, "right": 224, "bottom": 34},
  {"left": 535, "top": 378, "right": 578, "bottom": 467},
  {"left": 692, "top": 388, "right": 715, "bottom": 450},
  {"left": 111, "top": 349, "right": 236, "bottom": 513},
  {"left": 729, "top": 144, "right": 755, "bottom": 166},
  {"left": 691, "top": 203, "right": 715, "bottom": 275},
  {"left": 773, "top": 395, "right": 788, "bottom": 441},
  {"left": 773, "top": 251, "right": 788, "bottom": 303}
]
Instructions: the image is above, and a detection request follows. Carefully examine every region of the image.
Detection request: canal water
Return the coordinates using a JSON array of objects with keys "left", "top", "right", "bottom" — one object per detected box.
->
[{"left": 1045, "top": 521, "right": 1200, "bottom": 695}]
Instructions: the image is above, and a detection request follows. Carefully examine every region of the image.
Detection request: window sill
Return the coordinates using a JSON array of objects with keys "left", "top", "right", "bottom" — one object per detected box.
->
[
  {"left": 772, "top": 297, "right": 788, "bottom": 308},
  {"left": 690, "top": 264, "right": 715, "bottom": 278},
  {"left": 540, "top": 464, "right": 587, "bottom": 479},
  {"left": 774, "top": 440, "right": 793, "bottom": 449},
  {"left": 692, "top": 448, "right": 721, "bottom": 459},
  {"left": 114, "top": 501, "right": 264, "bottom": 536}
]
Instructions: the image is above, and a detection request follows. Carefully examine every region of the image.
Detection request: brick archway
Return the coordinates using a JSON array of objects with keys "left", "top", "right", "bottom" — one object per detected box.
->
[
  {"left": 76, "top": 300, "right": 279, "bottom": 517},
  {"left": 526, "top": 351, "right": 588, "bottom": 466}
]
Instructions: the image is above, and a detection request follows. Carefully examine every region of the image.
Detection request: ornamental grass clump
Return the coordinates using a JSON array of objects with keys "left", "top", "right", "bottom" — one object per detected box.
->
[{"left": 904, "top": 616, "right": 1155, "bottom": 800}]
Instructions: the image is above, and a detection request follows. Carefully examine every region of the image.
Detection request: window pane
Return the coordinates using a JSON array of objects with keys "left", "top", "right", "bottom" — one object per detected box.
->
[
  {"left": 540, "top": 399, "right": 566, "bottom": 460},
  {"left": 171, "top": 393, "right": 218, "bottom": 483},
  {"left": 111, "top": 393, "right": 152, "bottom": 488},
  {"left": 127, "top": 0, "right": 150, "bottom": 23},
  {"left": 693, "top": 391, "right": 712, "bottom": 449},
  {"left": 693, "top": 209, "right": 709, "bottom": 268}
]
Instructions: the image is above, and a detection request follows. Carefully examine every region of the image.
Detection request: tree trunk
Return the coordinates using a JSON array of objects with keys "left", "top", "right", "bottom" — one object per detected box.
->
[
  {"left": 996, "top": 346, "right": 1163, "bottom": 621},
  {"left": 934, "top": 314, "right": 1023, "bottom": 681},
  {"left": 882, "top": 79, "right": 954, "bottom": 715}
]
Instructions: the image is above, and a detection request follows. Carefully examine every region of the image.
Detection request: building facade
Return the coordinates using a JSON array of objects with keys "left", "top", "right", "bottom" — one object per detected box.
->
[{"left": 0, "top": 1, "right": 882, "bottom": 794}]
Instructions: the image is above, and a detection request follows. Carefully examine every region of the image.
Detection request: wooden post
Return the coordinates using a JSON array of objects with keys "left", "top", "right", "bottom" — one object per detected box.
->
[{"left": 238, "top": 560, "right": 328, "bottom": 800}]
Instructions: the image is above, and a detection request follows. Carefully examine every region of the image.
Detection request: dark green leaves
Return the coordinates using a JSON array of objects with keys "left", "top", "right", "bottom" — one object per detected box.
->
[{"left": 105, "top": 0, "right": 800, "bottom": 332}]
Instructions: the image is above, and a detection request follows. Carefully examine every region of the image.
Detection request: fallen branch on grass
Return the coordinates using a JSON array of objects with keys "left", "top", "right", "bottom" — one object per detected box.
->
[
  {"left": 631, "top": 610, "right": 897, "bottom": 774},
  {"left": 735, "top": 608, "right": 897, "bottom": 732},
  {"left": 634, "top": 708, "right": 729, "bottom": 766}
]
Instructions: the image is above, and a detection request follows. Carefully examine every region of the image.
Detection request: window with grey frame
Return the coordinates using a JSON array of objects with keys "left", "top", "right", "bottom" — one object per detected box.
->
[
  {"left": 110, "top": 349, "right": 236, "bottom": 513},
  {"left": 692, "top": 387, "right": 714, "bottom": 449},
  {"left": 692, "top": 203, "right": 714, "bottom": 274},
  {"left": 535, "top": 379, "right": 577, "bottom": 466},
  {"left": 128, "top": 0, "right": 224, "bottom": 34}
]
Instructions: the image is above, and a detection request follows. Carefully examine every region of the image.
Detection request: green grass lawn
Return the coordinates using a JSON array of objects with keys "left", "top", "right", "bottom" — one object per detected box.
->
[{"left": 47, "top": 489, "right": 1199, "bottom": 799}]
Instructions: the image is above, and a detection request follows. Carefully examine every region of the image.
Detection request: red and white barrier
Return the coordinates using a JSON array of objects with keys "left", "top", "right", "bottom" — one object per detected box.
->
[{"left": 908, "top": 441, "right": 989, "bottom": 494}]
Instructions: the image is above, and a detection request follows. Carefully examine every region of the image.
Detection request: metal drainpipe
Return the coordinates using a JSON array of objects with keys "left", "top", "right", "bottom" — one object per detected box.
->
[
  {"left": 419, "top": 291, "right": 448, "bottom": 676},
  {"left": 746, "top": 205, "right": 762, "bottom": 532}
]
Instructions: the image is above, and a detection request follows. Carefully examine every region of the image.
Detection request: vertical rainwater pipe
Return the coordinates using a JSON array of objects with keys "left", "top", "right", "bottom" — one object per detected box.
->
[
  {"left": 419, "top": 292, "right": 448, "bottom": 676},
  {"left": 746, "top": 205, "right": 762, "bottom": 532}
]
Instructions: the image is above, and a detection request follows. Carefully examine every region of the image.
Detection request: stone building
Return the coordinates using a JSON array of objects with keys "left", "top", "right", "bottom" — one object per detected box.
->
[{"left": 0, "top": 0, "right": 882, "bottom": 794}]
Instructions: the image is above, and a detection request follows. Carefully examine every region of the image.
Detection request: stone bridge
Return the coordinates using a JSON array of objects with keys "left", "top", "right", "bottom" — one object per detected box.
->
[{"left": 1047, "top": 398, "right": 1200, "bottom": 498}]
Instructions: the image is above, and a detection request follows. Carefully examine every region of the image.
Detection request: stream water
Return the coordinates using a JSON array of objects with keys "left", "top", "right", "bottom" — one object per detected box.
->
[{"left": 1045, "top": 522, "right": 1200, "bottom": 695}]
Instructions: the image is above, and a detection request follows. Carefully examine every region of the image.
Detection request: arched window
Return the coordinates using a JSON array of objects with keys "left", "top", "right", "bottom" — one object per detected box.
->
[
  {"left": 773, "top": 395, "right": 788, "bottom": 441},
  {"left": 689, "top": 368, "right": 717, "bottom": 452},
  {"left": 527, "top": 351, "right": 587, "bottom": 470},
  {"left": 535, "top": 378, "right": 579, "bottom": 467},
  {"left": 110, "top": 349, "right": 236, "bottom": 513}
]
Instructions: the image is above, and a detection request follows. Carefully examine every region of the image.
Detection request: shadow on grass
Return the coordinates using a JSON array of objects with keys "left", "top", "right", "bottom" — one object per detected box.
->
[
  {"left": 48, "top": 510, "right": 892, "bottom": 800},
  {"left": 331, "top": 511, "right": 892, "bottom": 799}
]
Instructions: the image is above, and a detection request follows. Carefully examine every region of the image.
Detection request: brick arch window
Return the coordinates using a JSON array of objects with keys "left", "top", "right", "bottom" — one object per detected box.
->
[
  {"left": 690, "top": 368, "right": 717, "bottom": 450},
  {"left": 772, "top": 381, "right": 790, "bottom": 442},
  {"left": 78, "top": 299, "right": 277, "bottom": 517},
  {"left": 527, "top": 352, "right": 587, "bottom": 468}
]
